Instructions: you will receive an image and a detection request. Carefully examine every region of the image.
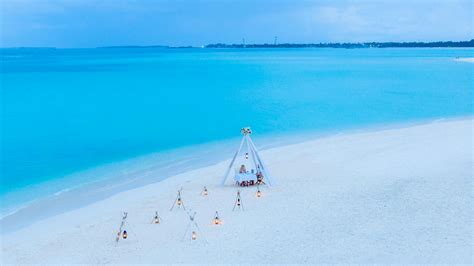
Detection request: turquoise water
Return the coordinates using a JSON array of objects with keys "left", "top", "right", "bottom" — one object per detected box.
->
[{"left": 1, "top": 48, "right": 473, "bottom": 220}]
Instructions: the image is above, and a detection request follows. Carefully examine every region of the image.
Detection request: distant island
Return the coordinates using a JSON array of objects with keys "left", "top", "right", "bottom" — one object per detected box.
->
[
  {"left": 206, "top": 39, "right": 474, "bottom": 49},
  {"left": 5, "top": 40, "right": 472, "bottom": 50},
  {"left": 98, "top": 40, "right": 474, "bottom": 49}
]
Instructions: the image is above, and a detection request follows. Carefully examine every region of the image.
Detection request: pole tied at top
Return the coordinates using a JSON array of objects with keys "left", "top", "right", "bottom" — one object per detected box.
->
[{"left": 240, "top": 127, "right": 252, "bottom": 135}]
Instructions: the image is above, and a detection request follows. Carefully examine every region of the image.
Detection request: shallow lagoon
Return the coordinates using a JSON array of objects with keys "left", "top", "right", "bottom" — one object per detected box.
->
[{"left": 1, "top": 48, "right": 473, "bottom": 220}]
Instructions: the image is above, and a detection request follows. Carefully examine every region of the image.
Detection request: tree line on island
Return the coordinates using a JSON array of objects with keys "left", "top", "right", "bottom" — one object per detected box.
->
[
  {"left": 7, "top": 40, "right": 472, "bottom": 50},
  {"left": 205, "top": 39, "right": 474, "bottom": 48}
]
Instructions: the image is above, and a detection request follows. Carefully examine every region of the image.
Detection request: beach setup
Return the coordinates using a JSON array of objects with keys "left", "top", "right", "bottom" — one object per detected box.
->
[
  {"left": 107, "top": 127, "right": 273, "bottom": 245},
  {"left": 221, "top": 127, "right": 274, "bottom": 187},
  {"left": 109, "top": 128, "right": 271, "bottom": 243}
]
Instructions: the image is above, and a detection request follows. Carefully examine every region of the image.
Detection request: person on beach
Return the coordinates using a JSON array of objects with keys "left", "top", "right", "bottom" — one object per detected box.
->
[{"left": 256, "top": 171, "right": 265, "bottom": 185}]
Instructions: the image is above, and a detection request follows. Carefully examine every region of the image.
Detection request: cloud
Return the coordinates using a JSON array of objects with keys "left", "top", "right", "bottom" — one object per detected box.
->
[
  {"left": 300, "top": 0, "right": 473, "bottom": 42},
  {"left": 0, "top": 0, "right": 472, "bottom": 47}
]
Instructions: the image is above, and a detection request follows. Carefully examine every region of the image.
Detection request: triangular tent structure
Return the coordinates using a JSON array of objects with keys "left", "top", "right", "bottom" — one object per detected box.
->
[{"left": 221, "top": 127, "right": 275, "bottom": 186}]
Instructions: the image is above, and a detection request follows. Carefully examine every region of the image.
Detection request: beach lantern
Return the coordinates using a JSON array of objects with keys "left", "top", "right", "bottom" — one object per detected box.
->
[
  {"left": 233, "top": 190, "right": 243, "bottom": 211},
  {"left": 191, "top": 231, "right": 197, "bottom": 240},
  {"left": 170, "top": 188, "right": 185, "bottom": 211},
  {"left": 153, "top": 211, "right": 160, "bottom": 224},
  {"left": 115, "top": 212, "right": 128, "bottom": 243},
  {"left": 245, "top": 152, "right": 249, "bottom": 159},
  {"left": 213, "top": 211, "right": 222, "bottom": 225}
]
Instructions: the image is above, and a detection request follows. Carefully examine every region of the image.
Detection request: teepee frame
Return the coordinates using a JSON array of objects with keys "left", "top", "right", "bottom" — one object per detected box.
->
[
  {"left": 152, "top": 211, "right": 162, "bottom": 224},
  {"left": 181, "top": 210, "right": 206, "bottom": 242},
  {"left": 115, "top": 212, "right": 129, "bottom": 244},
  {"left": 170, "top": 188, "right": 185, "bottom": 211},
  {"left": 221, "top": 127, "right": 274, "bottom": 186},
  {"left": 232, "top": 190, "right": 243, "bottom": 211}
]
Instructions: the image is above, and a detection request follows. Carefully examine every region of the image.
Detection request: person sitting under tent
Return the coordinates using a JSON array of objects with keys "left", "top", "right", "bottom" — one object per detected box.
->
[
  {"left": 239, "top": 165, "right": 247, "bottom": 173},
  {"left": 256, "top": 171, "right": 265, "bottom": 185}
]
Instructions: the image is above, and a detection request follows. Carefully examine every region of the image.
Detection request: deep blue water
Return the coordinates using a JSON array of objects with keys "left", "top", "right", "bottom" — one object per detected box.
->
[{"left": 1, "top": 48, "right": 473, "bottom": 215}]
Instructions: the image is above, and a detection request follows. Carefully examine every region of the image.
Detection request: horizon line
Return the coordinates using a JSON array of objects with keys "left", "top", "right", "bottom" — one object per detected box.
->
[{"left": 1, "top": 39, "right": 473, "bottom": 50}]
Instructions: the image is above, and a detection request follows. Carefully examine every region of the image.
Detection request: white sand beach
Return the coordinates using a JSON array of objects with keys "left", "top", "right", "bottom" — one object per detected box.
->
[
  {"left": 455, "top": 57, "right": 474, "bottom": 63},
  {"left": 1, "top": 118, "right": 472, "bottom": 264}
]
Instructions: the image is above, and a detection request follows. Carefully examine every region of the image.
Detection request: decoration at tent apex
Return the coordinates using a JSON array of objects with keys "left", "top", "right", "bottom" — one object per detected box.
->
[{"left": 241, "top": 127, "right": 252, "bottom": 135}]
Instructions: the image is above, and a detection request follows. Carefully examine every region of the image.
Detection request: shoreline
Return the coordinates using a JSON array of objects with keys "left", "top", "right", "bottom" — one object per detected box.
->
[
  {"left": 1, "top": 115, "right": 472, "bottom": 233},
  {"left": 454, "top": 57, "right": 474, "bottom": 63},
  {"left": 2, "top": 117, "right": 471, "bottom": 263}
]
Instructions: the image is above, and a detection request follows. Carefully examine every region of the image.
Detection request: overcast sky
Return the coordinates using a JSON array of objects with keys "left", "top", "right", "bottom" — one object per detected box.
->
[{"left": 1, "top": 0, "right": 472, "bottom": 48}]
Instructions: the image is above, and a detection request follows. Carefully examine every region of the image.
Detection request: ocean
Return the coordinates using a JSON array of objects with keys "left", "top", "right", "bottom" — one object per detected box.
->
[{"left": 1, "top": 47, "right": 473, "bottom": 230}]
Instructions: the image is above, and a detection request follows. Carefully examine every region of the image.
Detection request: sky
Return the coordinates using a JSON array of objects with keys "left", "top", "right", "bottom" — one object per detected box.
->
[{"left": 0, "top": 0, "right": 473, "bottom": 48}]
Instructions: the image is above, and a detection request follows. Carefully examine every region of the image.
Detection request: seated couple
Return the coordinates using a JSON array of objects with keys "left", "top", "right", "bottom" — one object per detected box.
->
[{"left": 238, "top": 164, "right": 265, "bottom": 186}]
